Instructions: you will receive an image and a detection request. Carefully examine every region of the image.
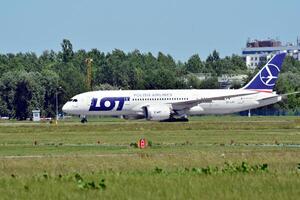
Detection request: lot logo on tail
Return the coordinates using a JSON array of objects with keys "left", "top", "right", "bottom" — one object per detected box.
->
[
  {"left": 89, "top": 97, "right": 130, "bottom": 111},
  {"left": 259, "top": 63, "right": 280, "bottom": 86},
  {"left": 243, "top": 53, "right": 286, "bottom": 91}
]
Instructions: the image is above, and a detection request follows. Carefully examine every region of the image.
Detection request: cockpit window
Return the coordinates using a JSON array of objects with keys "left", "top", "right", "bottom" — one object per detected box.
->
[{"left": 68, "top": 99, "right": 78, "bottom": 102}]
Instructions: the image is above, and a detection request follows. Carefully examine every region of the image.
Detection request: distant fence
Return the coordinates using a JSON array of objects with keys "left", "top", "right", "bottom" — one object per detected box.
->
[{"left": 239, "top": 109, "right": 300, "bottom": 116}]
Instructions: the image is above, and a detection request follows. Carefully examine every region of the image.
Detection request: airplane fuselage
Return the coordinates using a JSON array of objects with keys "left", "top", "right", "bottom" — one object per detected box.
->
[{"left": 62, "top": 89, "right": 281, "bottom": 118}]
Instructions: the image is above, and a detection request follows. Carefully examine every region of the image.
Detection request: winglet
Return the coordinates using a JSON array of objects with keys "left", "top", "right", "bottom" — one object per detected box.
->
[{"left": 242, "top": 53, "right": 286, "bottom": 92}]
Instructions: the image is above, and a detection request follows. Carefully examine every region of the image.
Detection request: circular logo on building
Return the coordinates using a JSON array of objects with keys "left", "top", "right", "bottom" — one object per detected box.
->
[{"left": 259, "top": 63, "right": 280, "bottom": 86}]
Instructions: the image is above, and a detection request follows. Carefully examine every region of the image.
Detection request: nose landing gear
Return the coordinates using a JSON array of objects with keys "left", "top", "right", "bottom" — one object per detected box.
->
[{"left": 80, "top": 115, "right": 88, "bottom": 123}]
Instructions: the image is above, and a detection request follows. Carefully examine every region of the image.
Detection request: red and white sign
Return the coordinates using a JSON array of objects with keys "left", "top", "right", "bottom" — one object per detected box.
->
[{"left": 138, "top": 138, "right": 147, "bottom": 149}]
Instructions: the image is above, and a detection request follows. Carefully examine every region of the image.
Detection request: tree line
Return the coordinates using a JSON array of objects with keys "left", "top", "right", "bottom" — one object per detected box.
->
[{"left": 0, "top": 39, "right": 299, "bottom": 119}]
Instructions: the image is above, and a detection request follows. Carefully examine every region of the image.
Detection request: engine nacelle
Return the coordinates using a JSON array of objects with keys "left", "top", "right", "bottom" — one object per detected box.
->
[{"left": 144, "top": 105, "right": 171, "bottom": 121}]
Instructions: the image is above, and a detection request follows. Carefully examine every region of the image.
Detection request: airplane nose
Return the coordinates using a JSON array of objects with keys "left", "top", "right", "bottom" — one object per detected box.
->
[{"left": 62, "top": 103, "right": 69, "bottom": 113}]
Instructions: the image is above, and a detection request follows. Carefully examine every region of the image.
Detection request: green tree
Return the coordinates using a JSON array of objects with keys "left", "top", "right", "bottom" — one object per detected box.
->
[
  {"left": 61, "top": 39, "right": 74, "bottom": 63},
  {"left": 13, "top": 79, "right": 32, "bottom": 120},
  {"left": 40, "top": 69, "right": 60, "bottom": 117},
  {"left": 199, "top": 76, "right": 219, "bottom": 89},
  {"left": 186, "top": 74, "right": 202, "bottom": 89},
  {"left": 58, "top": 63, "right": 87, "bottom": 103},
  {"left": 0, "top": 71, "right": 18, "bottom": 117},
  {"left": 185, "top": 54, "right": 204, "bottom": 73},
  {"left": 88, "top": 49, "right": 106, "bottom": 88},
  {"left": 275, "top": 72, "right": 300, "bottom": 111},
  {"left": 0, "top": 71, "right": 44, "bottom": 119}
]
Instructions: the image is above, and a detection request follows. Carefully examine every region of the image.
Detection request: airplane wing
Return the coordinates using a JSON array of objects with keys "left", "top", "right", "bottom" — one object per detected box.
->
[{"left": 171, "top": 92, "right": 257, "bottom": 111}]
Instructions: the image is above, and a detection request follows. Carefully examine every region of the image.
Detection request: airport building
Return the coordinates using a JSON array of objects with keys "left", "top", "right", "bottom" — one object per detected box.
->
[
  {"left": 194, "top": 73, "right": 247, "bottom": 89},
  {"left": 242, "top": 38, "right": 300, "bottom": 69}
]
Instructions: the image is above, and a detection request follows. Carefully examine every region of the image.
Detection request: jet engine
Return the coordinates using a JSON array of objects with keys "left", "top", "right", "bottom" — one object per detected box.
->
[{"left": 144, "top": 105, "right": 171, "bottom": 121}]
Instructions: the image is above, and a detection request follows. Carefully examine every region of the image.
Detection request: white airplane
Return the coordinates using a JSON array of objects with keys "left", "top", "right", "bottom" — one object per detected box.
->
[{"left": 62, "top": 53, "right": 288, "bottom": 122}]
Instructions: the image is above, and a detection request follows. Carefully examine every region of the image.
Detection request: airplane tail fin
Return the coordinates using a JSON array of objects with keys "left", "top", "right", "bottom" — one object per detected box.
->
[{"left": 242, "top": 53, "right": 286, "bottom": 92}]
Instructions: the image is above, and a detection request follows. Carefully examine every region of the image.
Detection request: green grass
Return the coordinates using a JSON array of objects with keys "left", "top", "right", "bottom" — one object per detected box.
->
[{"left": 0, "top": 116, "right": 300, "bottom": 199}]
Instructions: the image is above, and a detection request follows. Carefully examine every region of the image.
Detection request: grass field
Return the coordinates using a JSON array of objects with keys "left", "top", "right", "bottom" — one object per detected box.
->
[{"left": 0, "top": 116, "right": 299, "bottom": 199}]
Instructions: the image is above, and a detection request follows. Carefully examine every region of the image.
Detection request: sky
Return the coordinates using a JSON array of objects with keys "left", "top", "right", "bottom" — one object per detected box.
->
[{"left": 1, "top": 0, "right": 299, "bottom": 61}]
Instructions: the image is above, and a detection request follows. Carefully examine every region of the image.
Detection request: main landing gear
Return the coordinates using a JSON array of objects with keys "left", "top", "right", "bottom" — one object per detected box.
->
[{"left": 161, "top": 117, "right": 189, "bottom": 122}]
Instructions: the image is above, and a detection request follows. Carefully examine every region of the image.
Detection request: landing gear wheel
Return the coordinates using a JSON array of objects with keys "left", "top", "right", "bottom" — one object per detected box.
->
[
  {"left": 179, "top": 117, "right": 189, "bottom": 122},
  {"left": 81, "top": 117, "right": 88, "bottom": 123},
  {"left": 160, "top": 117, "right": 189, "bottom": 122}
]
